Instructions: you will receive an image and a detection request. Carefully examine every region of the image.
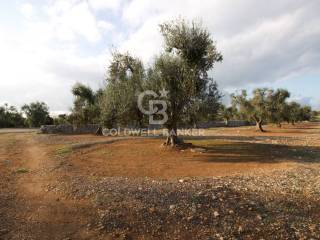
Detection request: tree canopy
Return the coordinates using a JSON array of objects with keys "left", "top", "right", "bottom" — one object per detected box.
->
[
  {"left": 232, "top": 88, "right": 312, "bottom": 132},
  {"left": 99, "top": 52, "right": 145, "bottom": 128},
  {"left": 147, "top": 19, "right": 223, "bottom": 145},
  {"left": 22, "top": 102, "right": 51, "bottom": 127},
  {"left": 70, "top": 83, "right": 101, "bottom": 126},
  {"left": 0, "top": 104, "right": 25, "bottom": 128}
]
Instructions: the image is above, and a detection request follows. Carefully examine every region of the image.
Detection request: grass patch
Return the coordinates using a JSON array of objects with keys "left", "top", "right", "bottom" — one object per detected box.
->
[
  {"left": 55, "top": 146, "right": 72, "bottom": 155},
  {"left": 15, "top": 168, "right": 29, "bottom": 174}
]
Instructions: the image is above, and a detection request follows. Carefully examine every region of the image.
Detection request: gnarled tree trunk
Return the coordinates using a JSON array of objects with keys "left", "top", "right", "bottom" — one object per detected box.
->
[
  {"left": 165, "top": 127, "right": 183, "bottom": 146},
  {"left": 95, "top": 126, "right": 103, "bottom": 135},
  {"left": 256, "top": 120, "right": 265, "bottom": 132}
]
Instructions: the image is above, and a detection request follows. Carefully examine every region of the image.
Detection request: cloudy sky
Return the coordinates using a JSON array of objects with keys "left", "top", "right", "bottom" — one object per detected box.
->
[{"left": 1, "top": 0, "right": 320, "bottom": 113}]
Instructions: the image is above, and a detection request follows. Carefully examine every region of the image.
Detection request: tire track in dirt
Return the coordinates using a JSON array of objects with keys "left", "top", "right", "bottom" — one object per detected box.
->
[{"left": 3, "top": 133, "right": 100, "bottom": 240}]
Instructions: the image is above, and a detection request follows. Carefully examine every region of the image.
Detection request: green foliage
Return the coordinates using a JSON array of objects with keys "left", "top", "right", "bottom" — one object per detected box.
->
[
  {"left": 160, "top": 18, "right": 223, "bottom": 69},
  {"left": 55, "top": 146, "right": 72, "bottom": 155},
  {"left": 66, "top": 19, "right": 223, "bottom": 137},
  {"left": 65, "top": 17, "right": 315, "bottom": 137},
  {"left": 233, "top": 88, "right": 313, "bottom": 131},
  {"left": 311, "top": 111, "right": 320, "bottom": 121},
  {"left": 300, "top": 106, "right": 312, "bottom": 121},
  {"left": 53, "top": 114, "right": 71, "bottom": 125},
  {"left": 21, "top": 101, "right": 51, "bottom": 127},
  {"left": 147, "top": 19, "right": 222, "bottom": 143},
  {"left": 283, "top": 102, "right": 299, "bottom": 124},
  {"left": 96, "top": 19, "right": 223, "bottom": 144},
  {"left": 72, "top": 83, "right": 95, "bottom": 104},
  {"left": 15, "top": 168, "right": 29, "bottom": 174},
  {"left": 232, "top": 89, "right": 264, "bottom": 120},
  {"left": 70, "top": 83, "right": 101, "bottom": 126},
  {"left": 185, "top": 81, "right": 222, "bottom": 126},
  {"left": 283, "top": 102, "right": 312, "bottom": 124},
  {"left": 218, "top": 105, "right": 237, "bottom": 124},
  {"left": 232, "top": 88, "right": 272, "bottom": 131},
  {"left": 0, "top": 103, "right": 25, "bottom": 128},
  {"left": 99, "top": 52, "right": 145, "bottom": 128},
  {"left": 267, "top": 89, "right": 290, "bottom": 126}
]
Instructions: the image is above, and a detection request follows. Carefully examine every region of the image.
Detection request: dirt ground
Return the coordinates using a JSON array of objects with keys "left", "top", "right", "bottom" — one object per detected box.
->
[{"left": 0, "top": 123, "right": 320, "bottom": 239}]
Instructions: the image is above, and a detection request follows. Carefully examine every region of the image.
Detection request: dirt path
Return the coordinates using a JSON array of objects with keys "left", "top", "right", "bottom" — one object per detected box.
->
[{"left": 0, "top": 134, "right": 99, "bottom": 240}]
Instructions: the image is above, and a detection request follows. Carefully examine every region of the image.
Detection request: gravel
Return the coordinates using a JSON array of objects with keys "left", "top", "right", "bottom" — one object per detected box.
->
[{"left": 54, "top": 165, "right": 320, "bottom": 239}]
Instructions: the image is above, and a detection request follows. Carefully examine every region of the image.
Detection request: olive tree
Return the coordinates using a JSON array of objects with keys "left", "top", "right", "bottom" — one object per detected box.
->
[
  {"left": 267, "top": 89, "right": 290, "bottom": 127},
  {"left": 283, "top": 102, "right": 312, "bottom": 125},
  {"left": 232, "top": 89, "right": 269, "bottom": 132},
  {"left": 148, "top": 19, "right": 223, "bottom": 145},
  {"left": 185, "top": 81, "right": 222, "bottom": 127},
  {"left": 218, "top": 105, "right": 236, "bottom": 126},
  {"left": 100, "top": 52, "right": 145, "bottom": 128}
]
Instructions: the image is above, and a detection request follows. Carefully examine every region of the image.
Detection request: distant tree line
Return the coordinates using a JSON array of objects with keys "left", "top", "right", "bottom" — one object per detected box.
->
[
  {"left": 0, "top": 102, "right": 52, "bottom": 128},
  {"left": 228, "top": 88, "right": 314, "bottom": 132},
  {"left": 0, "top": 104, "right": 25, "bottom": 127},
  {"left": 1, "top": 88, "right": 316, "bottom": 131}
]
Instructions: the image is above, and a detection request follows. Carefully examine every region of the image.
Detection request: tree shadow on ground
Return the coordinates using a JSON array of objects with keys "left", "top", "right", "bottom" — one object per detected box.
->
[
  {"left": 184, "top": 137, "right": 320, "bottom": 164},
  {"left": 184, "top": 135, "right": 290, "bottom": 142}
]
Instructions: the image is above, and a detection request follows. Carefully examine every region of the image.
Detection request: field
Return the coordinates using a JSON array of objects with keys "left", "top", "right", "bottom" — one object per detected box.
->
[{"left": 0, "top": 123, "right": 320, "bottom": 239}]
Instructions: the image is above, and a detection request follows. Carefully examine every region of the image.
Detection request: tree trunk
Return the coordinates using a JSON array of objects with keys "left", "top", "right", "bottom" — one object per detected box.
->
[
  {"left": 256, "top": 120, "right": 265, "bottom": 132},
  {"left": 277, "top": 122, "right": 282, "bottom": 128},
  {"left": 224, "top": 119, "right": 229, "bottom": 126},
  {"left": 95, "top": 126, "right": 103, "bottom": 135},
  {"left": 165, "top": 127, "right": 183, "bottom": 146}
]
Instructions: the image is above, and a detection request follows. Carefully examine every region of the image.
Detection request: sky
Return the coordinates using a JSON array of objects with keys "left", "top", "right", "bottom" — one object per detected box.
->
[{"left": 0, "top": 0, "right": 320, "bottom": 114}]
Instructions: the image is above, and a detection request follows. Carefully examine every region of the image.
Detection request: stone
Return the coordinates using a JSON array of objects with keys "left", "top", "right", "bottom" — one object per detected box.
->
[
  {"left": 213, "top": 211, "right": 219, "bottom": 217},
  {"left": 169, "top": 205, "right": 176, "bottom": 210},
  {"left": 149, "top": 207, "right": 156, "bottom": 213},
  {"left": 190, "top": 148, "right": 207, "bottom": 153}
]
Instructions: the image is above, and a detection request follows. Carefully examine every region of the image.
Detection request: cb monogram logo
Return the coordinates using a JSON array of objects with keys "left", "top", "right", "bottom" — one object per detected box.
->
[{"left": 137, "top": 89, "right": 169, "bottom": 125}]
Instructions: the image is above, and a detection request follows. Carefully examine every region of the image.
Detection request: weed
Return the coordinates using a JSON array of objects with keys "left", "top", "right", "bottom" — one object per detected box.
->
[
  {"left": 56, "top": 146, "right": 72, "bottom": 155},
  {"left": 15, "top": 168, "right": 29, "bottom": 174}
]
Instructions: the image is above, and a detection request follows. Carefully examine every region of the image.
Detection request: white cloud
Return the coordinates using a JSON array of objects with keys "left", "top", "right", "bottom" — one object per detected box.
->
[
  {"left": 88, "top": 0, "right": 123, "bottom": 12},
  {"left": 0, "top": 1, "right": 112, "bottom": 112},
  {"left": 118, "top": 0, "right": 320, "bottom": 109},
  {"left": 97, "top": 20, "right": 114, "bottom": 32},
  {"left": 44, "top": 0, "right": 110, "bottom": 42},
  {"left": 0, "top": 36, "right": 108, "bottom": 111},
  {"left": 292, "top": 94, "right": 320, "bottom": 111},
  {"left": 20, "top": 2, "right": 34, "bottom": 18},
  {"left": 120, "top": 0, "right": 320, "bottom": 87},
  {"left": 119, "top": 18, "right": 164, "bottom": 63}
]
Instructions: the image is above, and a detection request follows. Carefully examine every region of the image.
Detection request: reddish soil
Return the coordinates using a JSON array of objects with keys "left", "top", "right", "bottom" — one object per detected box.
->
[
  {"left": 0, "top": 133, "right": 99, "bottom": 240},
  {"left": 0, "top": 122, "right": 319, "bottom": 239},
  {"left": 70, "top": 138, "right": 297, "bottom": 178}
]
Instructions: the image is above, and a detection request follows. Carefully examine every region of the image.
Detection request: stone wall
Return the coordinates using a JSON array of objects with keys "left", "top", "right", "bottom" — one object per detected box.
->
[
  {"left": 148, "top": 120, "right": 253, "bottom": 130},
  {"left": 40, "top": 124, "right": 100, "bottom": 134},
  {"left": 40, "top": 121, "right": 253, "bottom": 134},
  {"left": 196, "top": 120, "right": 254, "bottom": 128}
]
